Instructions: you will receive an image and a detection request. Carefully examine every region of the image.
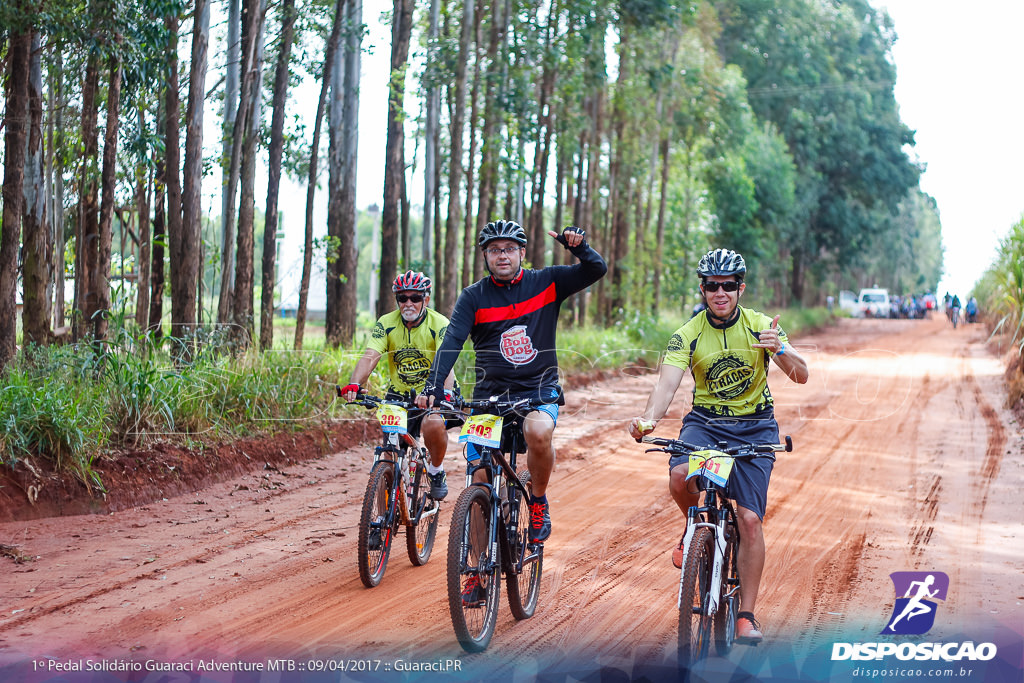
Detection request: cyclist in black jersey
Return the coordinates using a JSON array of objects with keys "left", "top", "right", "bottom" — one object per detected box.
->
[
  {"left": 628, "top": 248, "right": 808, "bottom": 644},
  {"left": 418, "top": 220, "right": 607, "bottom": 544},
  {"left": 340, "top": 271, "right": 457, "bottom": 499}
]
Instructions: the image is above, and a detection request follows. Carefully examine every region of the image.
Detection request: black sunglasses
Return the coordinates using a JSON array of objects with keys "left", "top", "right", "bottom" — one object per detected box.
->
[
  {"left": 396, "top": 293, "right": 425, "bottom": 303},
  {"left": 702, "top": 281, "right": 741, "bottom": 293}
]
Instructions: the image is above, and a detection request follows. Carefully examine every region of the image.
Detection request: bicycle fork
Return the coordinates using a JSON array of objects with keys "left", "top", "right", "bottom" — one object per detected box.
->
[{"left": 676, "top": 516, "right": 729, "bottom": 615}]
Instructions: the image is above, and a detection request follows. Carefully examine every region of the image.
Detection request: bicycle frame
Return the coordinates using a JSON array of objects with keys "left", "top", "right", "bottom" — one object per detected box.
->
[{"left": 675, "top": 475, "right": 735, "bottom": 615}]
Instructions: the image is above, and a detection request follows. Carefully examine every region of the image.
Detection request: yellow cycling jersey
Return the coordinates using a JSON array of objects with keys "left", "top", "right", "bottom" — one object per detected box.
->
[
  {"left": 366, "top": 308, "right": 449, "bottom": 395},
  {"left": 662, "top": 306, "right": 789, "bottom": 417}
]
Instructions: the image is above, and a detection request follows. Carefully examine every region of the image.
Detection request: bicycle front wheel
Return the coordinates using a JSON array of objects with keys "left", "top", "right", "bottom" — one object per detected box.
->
[
  {"left": 406, "top": 458, "right": 439, "bottom": 566},
  {"left": 358, "top": 460, "right": 398, "bottom": 588},
  {"left": 678, "top": 527, "right": 715, "bottom": 668},
  {"left": 505, "top": 470, "right": 542, "bottom": 620},
  {"left": 447, "top": 484, "right": 500, "bottom": 652}
]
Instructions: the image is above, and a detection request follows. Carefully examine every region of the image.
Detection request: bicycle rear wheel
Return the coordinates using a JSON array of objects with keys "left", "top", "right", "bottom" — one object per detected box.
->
[
  {"left": 357, "top": 460, "right": 398, "bottom": 588},
  {"left": 678, "top": 527, "right": 714, "bottom": 667},
  {"left": 447, "top": 484, "right": 500, "bottom": 652},
  {"left": 714, "top": 528, "right": 738, "bottom": 656},
  {"left": 505, "top": 470, "right": 542, "bottom": 620},
  {"left": 406, "top": 457, "right": 439, "bottom": 566}
]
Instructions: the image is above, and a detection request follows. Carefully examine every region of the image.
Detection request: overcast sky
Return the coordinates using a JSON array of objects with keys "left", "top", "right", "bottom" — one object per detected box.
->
[{"left": 344, "top": 1, "right": 1024, "bottom": 300}]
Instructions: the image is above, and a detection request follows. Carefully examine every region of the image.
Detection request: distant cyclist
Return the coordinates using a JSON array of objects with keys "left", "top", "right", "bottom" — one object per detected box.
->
[
  {"left": 628, "top": 248, "right": 809, "bottom": 644},
  {"left": 418, "top": 220, "right": 607, "bottom": 545},
  {"left": 965, "top": 296, "right": 978, "bottom": 324},
  {"left": 340, "top": 271, "right": 457, "bottom": 500},
  {"left": 949, "top": 294, "right": 961, "bottom": 328}
]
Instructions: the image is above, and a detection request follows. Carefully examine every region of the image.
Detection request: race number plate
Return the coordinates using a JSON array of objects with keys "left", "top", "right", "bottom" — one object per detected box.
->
[
  {"left": 459, "top": 413, "right": 503, "bottom": 448},
  {"left": 686, "top": 449, "right": 734, "bottom": 488},
  {"left": 376, "top": 404, "right": 408, "bottom": 434}
]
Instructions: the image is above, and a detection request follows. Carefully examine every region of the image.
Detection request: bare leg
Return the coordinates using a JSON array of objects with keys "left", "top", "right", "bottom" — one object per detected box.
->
[
  {"left": 522, "top": 411, "right": 555, "bottom": 497},
  {"left": 421, "top": 413, "right": 448, "bottom": 468},
  {"left": 735, "top": 505, "right": 765, "bottom": 614}
]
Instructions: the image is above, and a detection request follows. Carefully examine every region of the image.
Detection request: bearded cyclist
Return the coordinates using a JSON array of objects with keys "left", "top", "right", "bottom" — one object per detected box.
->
[
  {"left": 627, "top": 248, "right": 809, "bottom": 644},
  {"left": 417, "top": 220, "right": 607, "bottom": 545},
  {"left": 340, "top": 271, "right": 457, "bottom": 500}
]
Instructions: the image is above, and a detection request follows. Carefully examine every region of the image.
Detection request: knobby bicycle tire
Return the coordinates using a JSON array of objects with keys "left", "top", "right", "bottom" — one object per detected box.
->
[
  {"left": 505, "top": 470, "right": 542, "bottom": 620},
  {"left": 447, "top": 484, "right": 501, "bottom": 652},
  {"left": 357, "top": 460, "right": 398, "bottom": 588},
  {"left": 713, "top": 526, "right": 738, "bottom": 656},
  {"left": 678, "top": 526, "right": 715, "bottom": 668},
  {"left": 405, "top": 456, "right": 439, "bottom": 566}
]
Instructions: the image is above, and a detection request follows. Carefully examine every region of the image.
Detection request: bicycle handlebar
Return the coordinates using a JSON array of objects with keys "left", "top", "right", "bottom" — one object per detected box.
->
[
  {"left": 640, "top": 434, "right": 793, "bottom": 457},
  {"left": 449, "top": 395, "right": 535, "bottom": 415}
]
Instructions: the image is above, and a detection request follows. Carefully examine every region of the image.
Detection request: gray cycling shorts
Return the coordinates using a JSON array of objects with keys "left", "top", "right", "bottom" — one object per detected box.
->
[{"left": 668, "top": 407, "right": 779, "bottom": 520}]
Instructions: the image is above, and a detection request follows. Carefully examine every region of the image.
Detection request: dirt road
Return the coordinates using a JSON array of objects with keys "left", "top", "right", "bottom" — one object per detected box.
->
[{"left": 1, "top": 315, "right": 1021, "bottom": 682}]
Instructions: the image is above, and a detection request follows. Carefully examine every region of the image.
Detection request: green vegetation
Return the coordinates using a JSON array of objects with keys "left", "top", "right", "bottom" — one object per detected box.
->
[{"left": 1, "top": 306, "right": 832, "bottom": 484}]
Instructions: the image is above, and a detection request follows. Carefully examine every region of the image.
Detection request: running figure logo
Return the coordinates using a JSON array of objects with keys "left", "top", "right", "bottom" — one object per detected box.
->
[{"left": 882, "top": 571, "right": 949, "bottom": 635}]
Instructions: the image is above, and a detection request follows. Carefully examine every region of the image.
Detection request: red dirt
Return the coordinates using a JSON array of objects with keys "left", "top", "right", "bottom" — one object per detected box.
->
[{"left": 0, "top": 315, "right": 1021, "bottom": 681}]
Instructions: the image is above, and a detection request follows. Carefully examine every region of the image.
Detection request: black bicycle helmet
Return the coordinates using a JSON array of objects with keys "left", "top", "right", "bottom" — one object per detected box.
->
[
  {"left": 696, "top": 248, "right": 746, "bottom": 279},
  {"left": 392, "top": 270, "right": 432, "bottom": 293},
  {"left": 478, "top": 220, "right": 527, "bottom": 248}
]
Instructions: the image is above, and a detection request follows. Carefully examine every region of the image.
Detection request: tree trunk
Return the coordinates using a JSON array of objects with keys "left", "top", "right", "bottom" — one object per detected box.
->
[
  {"left": 295, "top": 0, "right": 343, "bottom": 350},
  {"left": 325, "top": 0, "right": 360, "bottom": 348},
  {"left": 149, "top": 103, "right": 167, "bottom": 337},
  {"left": 0, "top": 20, "right": 31, "bottom": 367},
  {"left": 134, "top": 123, "right": 151, "bottom": 332},
  {"left": 653, "top": 135, "right": 670, "bottom": 315},
  {"left": 378, "top": 0, "right": 413, "bottom": 318},
  {"left": 440, "top": 0, "right": 473, "bottom": 312},
  {"left": 176, "top": 0, "right": 209, "bottom": 352},
  {"left": 422, "top": 0, "right": 441, "bottom": 266},
  {"left": 49, "top": 53, "right": 67, "bottom": 331},
  {"left": 75, "top": 53, "right": 101, "bottom": 341},
  {"left": 23, "top": 32, "right": 52, "bottom": 346},
  {"left": 233, "top": 0, "right": 267, "bottom": 347},
  {"left": 163, "top": 17, "right": 184, "bottom": 338},
  {"left": 220, "top": 0, "right": 242, "bottom": 319},
  {"left": 461, "top": 0, "right": 483, "bottom": 289},
  {"left": 259, "top": 0, "right": 295, "bottom": 349},
  {"left": 92, "top": 43, "right": 123, "bottom": 342}
]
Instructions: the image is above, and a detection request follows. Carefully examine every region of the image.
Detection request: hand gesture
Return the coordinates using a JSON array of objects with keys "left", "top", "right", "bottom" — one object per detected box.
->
[
  {"left": 548, "top": 226, "right": 585, "bottom": 249},
  {"left": 753, "top": 315, "right": 784, "bottom": 355}
]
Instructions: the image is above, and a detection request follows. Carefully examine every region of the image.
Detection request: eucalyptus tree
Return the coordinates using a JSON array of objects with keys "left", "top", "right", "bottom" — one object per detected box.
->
[
  {"left": 378, "top": 0, "right": 415, "bottom": 316},
  {"left": 260, "top": 0, "right": 297, "bottom": 349},
  {"left": 1, "top": 3, "right": 32, "bottom": 368}
]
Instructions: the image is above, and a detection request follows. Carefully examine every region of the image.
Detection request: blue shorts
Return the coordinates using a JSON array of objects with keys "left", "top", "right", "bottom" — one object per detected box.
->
[
  {"left": 668, "top": 407, "right": 778, "bottom": 520},
  {"left": 464, "top": 390, "right": 559, "bottom": 462}
]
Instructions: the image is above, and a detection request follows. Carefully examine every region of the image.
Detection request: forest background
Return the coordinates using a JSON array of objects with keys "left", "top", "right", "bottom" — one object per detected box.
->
[{"left": 3, "top": 0, "right": 1020, "bottom": 485}]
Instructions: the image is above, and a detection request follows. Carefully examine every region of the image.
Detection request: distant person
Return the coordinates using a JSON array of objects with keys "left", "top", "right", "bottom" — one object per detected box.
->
[{"left": 965, "top": 297, "right": 978, "bottom": 323}]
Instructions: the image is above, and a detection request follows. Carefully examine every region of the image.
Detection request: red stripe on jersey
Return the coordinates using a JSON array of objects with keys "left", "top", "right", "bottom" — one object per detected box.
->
[{"left": 475, "top": 282, "right": 558, "bottom": 325}]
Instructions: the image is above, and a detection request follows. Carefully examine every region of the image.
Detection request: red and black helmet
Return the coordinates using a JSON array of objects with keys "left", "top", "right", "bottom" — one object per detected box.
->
[{"left": 392, "top": 270, "right": 432, "bottom": 293}]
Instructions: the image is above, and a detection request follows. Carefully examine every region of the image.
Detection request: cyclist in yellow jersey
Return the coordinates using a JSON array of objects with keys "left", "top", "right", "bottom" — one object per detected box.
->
[
  {"left": 628, "top": 249, "right": 808, "bottom": 644},
  {"left": 340, "top": 271, "right": 457, "bottom": 499}
]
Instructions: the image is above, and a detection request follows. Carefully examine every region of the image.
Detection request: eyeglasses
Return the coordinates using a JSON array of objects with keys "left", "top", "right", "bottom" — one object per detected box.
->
[
  {"left": 484, "top": 246, "right": 521, "bottom": 257},
  {"left": 396, "top": 294, "right": 424, "bottom": 303},
  {"left": 702, "top": 281, "right": 741, "bottom": 293}
]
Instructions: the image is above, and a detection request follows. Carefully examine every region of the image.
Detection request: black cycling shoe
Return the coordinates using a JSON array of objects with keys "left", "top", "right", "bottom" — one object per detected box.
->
[
  {"left": 428, "top": 470, "right": 448, "bottom": 500},
  {"left": 528, "top": 499, "right": 551, "bottom": 543},
  {"left": 462, "top": 574, "right": 486, "bottom": 608}
]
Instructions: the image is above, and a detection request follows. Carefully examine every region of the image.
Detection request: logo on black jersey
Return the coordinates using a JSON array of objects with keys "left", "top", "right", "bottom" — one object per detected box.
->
[
  {"left": 705, "top": 353, "right": 754, "bottom": 401},
  {"left": 394, "top": 347, "right": 431, "bottom": 387}
]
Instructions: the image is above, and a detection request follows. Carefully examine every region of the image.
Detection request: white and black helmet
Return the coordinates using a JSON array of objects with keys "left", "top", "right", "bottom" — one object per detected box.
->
[
  {"left": 696, "top": 248, "right": 746, "bottom": 280},
  {"left": 478, "top": 219, "right": 527, "bottom": 248}
]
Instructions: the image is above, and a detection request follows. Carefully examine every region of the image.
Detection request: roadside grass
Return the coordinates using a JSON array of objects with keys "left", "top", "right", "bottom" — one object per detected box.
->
[{"left": 0, "top": 306, "right": 831, "bottom": 484}]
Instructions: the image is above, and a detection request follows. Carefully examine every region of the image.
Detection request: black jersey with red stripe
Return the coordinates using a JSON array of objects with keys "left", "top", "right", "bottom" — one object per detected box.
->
[{"left": 424, "top": 241, "right": 607, "bottom": 403}]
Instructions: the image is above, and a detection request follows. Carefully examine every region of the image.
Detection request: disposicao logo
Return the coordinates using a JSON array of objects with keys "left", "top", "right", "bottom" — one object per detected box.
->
[
  {"left": 831, "top": 570, "right": 998, "bottom": 662},
  {"left": 882, "top": 571, "right": 948, "bottom": 635}
]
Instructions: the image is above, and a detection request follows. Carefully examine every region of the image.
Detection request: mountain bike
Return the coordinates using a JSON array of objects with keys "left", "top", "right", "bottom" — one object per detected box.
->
[
  {"left": 640, "top": 435, "right": 793, "bottom": 668},
  {"left": 341, "top": 390, "right": 442, "bottom": 588},
  {"left": 445, "top": 395, "right": 544, "bottom": 652}
]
